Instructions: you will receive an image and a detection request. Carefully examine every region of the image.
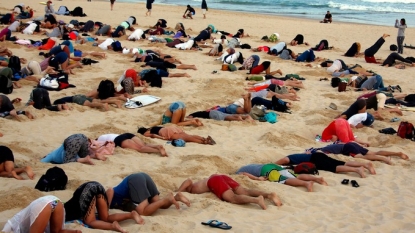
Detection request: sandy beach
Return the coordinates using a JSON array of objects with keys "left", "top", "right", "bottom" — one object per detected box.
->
[{"left": 1, "top": 0, "right": 415, "bottom": 232}]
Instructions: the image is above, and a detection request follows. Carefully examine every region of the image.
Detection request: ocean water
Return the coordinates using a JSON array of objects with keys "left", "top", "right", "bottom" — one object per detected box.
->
[{"left": 119, "top": 0, "right": 415, "bottom": 27}]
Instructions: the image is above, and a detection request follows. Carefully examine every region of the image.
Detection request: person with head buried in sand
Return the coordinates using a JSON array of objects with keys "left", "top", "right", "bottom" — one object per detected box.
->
[
  {"left": 0, "top": 145, "right": 35, "bottom": 180},
  {"left": 106, "top": 172, "right": 190, "bottom": 216},
  {"left": 177, "top": 174, "right": 282, "bottom": 209}
]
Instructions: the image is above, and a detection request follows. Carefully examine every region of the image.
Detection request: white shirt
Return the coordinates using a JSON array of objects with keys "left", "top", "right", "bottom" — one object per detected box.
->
[
  {"left": 213, "top": 38, "right": 228, "bottom": 46},
  {"left": 98, "top": 38, "right": 115, "bottom": 50},
  {"left": 97, "top": 134, "right": 119, "bottom": 142},
  {"left": 128, "top": 29, "right": 144, "bottom": 40},
  {"left": 23, "top": 23, "right": 37, "bottom": 35},
  {"left": 2, "top": 195, "right": 62, "bottom": 233},
  {"left": 327, "top": 60, "right": 342, "bottom": 73},
  {"left": 175, "top": 40, "right": 194, "bottom": 50},
  {"left": 348, "top": 113, "right": 367, "bottom": 126}
]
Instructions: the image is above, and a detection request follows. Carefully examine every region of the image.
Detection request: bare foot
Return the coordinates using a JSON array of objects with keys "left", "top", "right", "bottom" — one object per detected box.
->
[
  {"left": 276, "top": 69, "right": 283, "bottom": 75},
  {"left": 115, "top": 100, "right": 123, "bottom": 109},
  {"left": 399, "top": 152, "right": 409, "bottom": 160},
  {"left": 168, "top": 193, "right": 180, "bottom": 209},
  {"left": 86, "top": 156, "right": 95, "bottom": 165},
  {"left": 357, "top": 167, "right": 366, "bottom": 178},
  {"left": 25, "top": 166, "right": 35, "bottom": 179},
  {"left": 62, "top": 104, "right": 70, "bottom": 110},
  {"left": 207, "top": 136, "right": 216, "bottom": 145},
  {"left": 112, "top": 221, "right": 127, "bottom": 233},
  {"left": 158, "top": 146, "right": 168, "bottom": 157},
  {"left": 175, "top": 192, "right": 191, "bottom": 207},
  {"left": 131, "top": 210, "right": 145, "bottom": 225},
  {"left": 103, "top": 103, "right": 109, "bottom": 111},
  {"left": 194, "top": 119, "right": 204, "bottom": 126},
  {"left": 0, "top": 132, "right": 3, "bottom": 137},
  {"left": 305, "top": 181, "right": 314, "bottom": 192},
  {"left": 12, "top": 171, "right": 24, "bottom": 180},
  {"left": 25, "top": 111, "right": 35, "bottom": 119},
  {"left": 268, "top": 192, "right": 282, "bottom": 207},
  {"left": 184, "top": 73, "right": 191, "bottom": 78},
  {"left": 384, "top": 157, "right": 393, "bottom": 165},
  {"left": 257, "top": 195, "right": 267, "bottom": 210},
  {"left": 382, "top": 33, "right": 390, "bottom": 38},
  {"left": 317, "top": 177, "right": 328, "bottom": 186},
  {"left": 366, "top": 162, "right": 376, "bottom": 175},
  {"left": 191, "top": 65, "right": 197, "bottom": 70}
]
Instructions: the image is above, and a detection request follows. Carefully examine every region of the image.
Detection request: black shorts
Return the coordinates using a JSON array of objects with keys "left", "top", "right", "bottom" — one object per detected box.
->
[
  {"left": 128, "top": 173, "right": 159, "bottom": 204},
  {"left": 342, "top": 142, "right": 369, "bottom": 156},
  {"left": 310, "top": 152, "right": 345, "bottom": 173},
  {"left": 262, "top": 61, "right": 271, "bottom": 70},
  {"left": 114, "top": 133, "right": 135, "bottom": 147},
  {"left": 0, "top": 146, "right": 14, "bottom": 163},
  {"left": 110, "top": 0, "right": 115, "bottom": 3}
]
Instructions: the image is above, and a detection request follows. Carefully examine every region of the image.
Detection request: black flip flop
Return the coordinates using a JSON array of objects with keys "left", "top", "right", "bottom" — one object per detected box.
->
[
  {"left": 351, "top": 180, "right": 359, "bottom": 188},
  {"left": 341, "top": 179, "right": 349, "bottom": 185},
  {"left": 201, "top": 220, "right": 232, "bottom": 230}
]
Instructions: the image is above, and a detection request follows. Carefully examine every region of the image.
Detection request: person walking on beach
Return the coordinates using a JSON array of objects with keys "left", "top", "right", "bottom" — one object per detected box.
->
[
  {"left": 146, "top": 0, "right": 154, "bottom": 16},
  {"left": 110, "top": 0, "right": 115, "bottom": 11},
  {"left": 201, "top": 0, "right": 207, "bottom": 19},
  {"left": 395, "top": 18, "right": 407, "bottom": 54}
]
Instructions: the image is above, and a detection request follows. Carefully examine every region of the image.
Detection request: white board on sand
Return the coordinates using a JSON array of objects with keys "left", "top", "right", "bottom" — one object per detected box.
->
[
  {"left": 125, "top": 95, "right": 161, "bottom": 109},
  {"left": 385, "top": 104, "right": 415, "bottom": 112}
]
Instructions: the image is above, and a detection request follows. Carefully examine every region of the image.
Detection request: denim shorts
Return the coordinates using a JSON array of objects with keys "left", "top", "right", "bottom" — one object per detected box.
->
[
  {"left": 225, "top": 104, "right": 239, "bottom": 114},
  {"left": 168, "top": 101, "right": 185, "bottom": 112},
  {"left": 157, "top": 69, "right": 169, "bottom": 77}
]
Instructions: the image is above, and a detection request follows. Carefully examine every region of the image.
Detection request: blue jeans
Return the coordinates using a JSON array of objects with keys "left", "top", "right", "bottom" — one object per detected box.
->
[
  {"left": 169, "top": 101, "right": 185, "bottom": 112},
  {"left": 225, "top": 104, "right": 239, "bottom": 114},
  {"left": 373, "top": 75, "right": 388, "bottom": 91}
]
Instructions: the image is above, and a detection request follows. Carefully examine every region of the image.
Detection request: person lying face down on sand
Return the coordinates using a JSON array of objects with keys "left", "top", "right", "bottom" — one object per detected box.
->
[
  {"left": 2, "top": 195, "right": 81, "bottom": 233},
  {"left": 27, "top": 88, "right": 70, "bottom": 112},
  {"left": 106, "top": 172, "right": 190, "bottom": 216},
  {"left": 267, "top": 42, "right": 287, "bottom": 56},
  {"left": 243, "top": 83, "right": 300, "bottom": 101},
  {"left": 41, "top": 134, "right": 95, "bottom": 165},
  {"left": 65, "top": 181, "right": 144, "bottom": 233},
  {"left": 0, "top": 145, "right": 35, "bottom": 180},
  {"left": 151, "top": 101, "right": 203, "bottom": 127},
  {"left": 53, "top": 94, "right": 121, "bottom": 111},
  {"left": 85, "top": 79, "right": 131, "bottom": 101},
  {"left": 0, "top": 95, "right": 35, "bottom": 121},
  {"left": 338, "top": 93, "right": 402, "bottom": 121},
  {"left": 177, "top": 174, "right": 282, "bottom": 209},
  {"left": 321, "top": 118, "right": 370, "bottom": 146},
  {"left": 364, "top": 34, "right": 390, "bottom": 63},
  {"left": 224, "top": 93, "right": 292, "bottom": 114},
  {"left": 236, "top": 163, "right": 327, "bottom": 192},
  {"left": 137, "top": 125, "right": 216, "bottom": 145},
  {"left": 134, "top": 51, "right": 197, "bottom": 71},
  {"left": 381, "top": 52, "right": 415, "bottom": 69},
  {"left": 187, "top": 109, "right": 253, "bottom": 122},
  {"left": 246, "top": 61, "right": 283, "bottom": 76},
  {"left": 310, "top": 141, "right": 409, "bottom": 165},
  {"left": 275, "top": 152, "right": 376, "bottom": 178},
  {"left": 245, "top": 77, "right": 305, "bottom": 90},
  {"left": 290, "top": 34, "right": 309, "bottom": 46},
  {"left": 96, "top": 133, "right": 168, "bottom": 157}
]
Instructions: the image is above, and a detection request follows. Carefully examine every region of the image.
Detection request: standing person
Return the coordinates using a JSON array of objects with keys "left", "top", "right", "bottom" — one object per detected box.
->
[
  {"left": 395, "top": 18, "right": 407, "bottom": 54},
  {"left": 146, "top": 0, "right": 154, "bottom": 16},
  {"left": 44, "top": 1, "right": 54, "bottom": 16},
  {"left": 110, "top": 0, "right": 115, "bottom": 11},
  {"left": 201, "top": 0, "right": 207, "bottom": 19}
]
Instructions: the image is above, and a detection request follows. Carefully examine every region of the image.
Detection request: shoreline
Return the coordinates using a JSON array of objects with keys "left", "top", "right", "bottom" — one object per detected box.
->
[{"left": 113, "top": 0, "right": 415, "bottom": 28}]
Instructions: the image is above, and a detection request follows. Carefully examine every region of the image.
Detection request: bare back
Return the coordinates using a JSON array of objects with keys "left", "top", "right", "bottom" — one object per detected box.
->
[{"left": 190, "top": 178, "right": 210, "bottom": 194}]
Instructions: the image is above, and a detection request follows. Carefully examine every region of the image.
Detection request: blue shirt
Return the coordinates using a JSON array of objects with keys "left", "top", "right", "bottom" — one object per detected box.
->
[
  {"left": 41, "top": 144, "right": 66, "bottom": 164},
  {"left": 111, "top": 176, "right": 130, "bottom": 208}
]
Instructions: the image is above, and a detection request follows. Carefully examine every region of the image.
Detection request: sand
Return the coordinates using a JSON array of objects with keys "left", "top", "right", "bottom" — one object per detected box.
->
[{"left": 1, "top": 0, "right": 415, "bottom": 232}]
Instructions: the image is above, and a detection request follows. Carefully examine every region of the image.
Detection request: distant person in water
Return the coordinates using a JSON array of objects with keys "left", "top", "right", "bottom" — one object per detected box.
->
[{"left": 321, "top": 11, "right": 332, "bottom": 23}]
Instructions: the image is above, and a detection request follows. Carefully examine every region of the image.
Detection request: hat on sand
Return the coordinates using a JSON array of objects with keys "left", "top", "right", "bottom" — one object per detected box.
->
[
  {"left": 267, "top": 170, "right": 282, "bottom": 182},
  {"left": 67, "top": 24, "right": 74, "bottom": 29}
]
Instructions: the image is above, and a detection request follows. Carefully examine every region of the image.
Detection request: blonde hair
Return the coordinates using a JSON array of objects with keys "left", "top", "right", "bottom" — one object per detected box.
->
[{"left": 356, "top": 42, "right": 361, "bottom": 54}]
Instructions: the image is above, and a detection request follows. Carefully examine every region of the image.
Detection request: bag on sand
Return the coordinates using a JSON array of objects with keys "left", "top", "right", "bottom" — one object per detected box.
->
[
  {"left": 397, "top": 121, "right": 415, "bottom": 140},
  {"left": 338, "top": 82, "right": 347, "bottom": 92},
  {"left": 293, "top": 162, "right": 319, "bottom": 175}
]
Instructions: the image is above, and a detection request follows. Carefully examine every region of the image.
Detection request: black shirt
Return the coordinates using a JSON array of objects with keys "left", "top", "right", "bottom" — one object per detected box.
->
[{"left": 0, "top": 95, "right": 14, "bottom": 112}]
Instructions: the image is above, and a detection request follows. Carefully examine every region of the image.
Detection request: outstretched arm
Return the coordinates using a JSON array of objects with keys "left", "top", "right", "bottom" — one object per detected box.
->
[
  {"left": 239, "top": 172, "right": 266, "bottom": 181},
  {"left": 177, "top": 178, "right": 194, "bottom": 193}
]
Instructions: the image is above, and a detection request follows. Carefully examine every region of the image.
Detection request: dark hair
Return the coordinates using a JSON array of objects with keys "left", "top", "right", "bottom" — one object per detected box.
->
[
  {"left": 320, "top": 60, "right": 333, "bottom": 67},
  {"left": 356, "top": 99, "right": 367, "bottom": 110},
  {"left": 401, "top": 18, "right": 406, "bottom": 25},
  {"left": 137, "top": 127, "right": 148, "bottom": 135},
  {"left": 187, "top": 5, "right": 190, "bottom": 7},
  {"left": 220, "top": 35, "right": 226, "bottom": 39},
  {"left": 331, "top": 77, "right": 341, "bottom": 87},
  {"left": 238, "top": 29, "right": 244, "bottom": 34},
  {"left": 286, "top": 49, "right": 292, "bottom": 55}
]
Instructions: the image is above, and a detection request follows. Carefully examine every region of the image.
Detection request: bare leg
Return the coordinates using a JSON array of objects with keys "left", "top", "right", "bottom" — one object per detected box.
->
[
  {"left": 168, "top": 73, "right": 191, "bottom": 78},
  {"left": 242, "top": 93, "right": 252, "bottom": 113},
  {"left": 284, "top": 178, "right": 314, "bottom": 192},
  {"left": 222, "top": 189, "right": 267, "bottom": 210},
  {"left": 77, "top": 156, "right": 95, "bottom": 165},
  {"left": 354, "top": 154, "right": 392, "bottom": 165},
  {"left": 84, "top": 100, "right": 109, "bottom": 111},
  {"left": 121, "top": 139, "right": 161, "bottom": 154},
  {"left": 234, "top": 186, "right": 282, "bottom": 206},
  {"left": 372, "top": 151, "right": 409, "bottom": 160},
  {"left": 100, "top": 98, "right": 122, "bottom": 108},
  {"left": 84, "top": 197, "right": 128, "bottom": 233},
  {"left": 335, "top": 165, "right": 367, "bottom": 178},
  {"left": 296, "top": 174, "right": 328, "bottom": 185},
  {"left": 176, "top": 64, "right": 197, "bottom": 70}
]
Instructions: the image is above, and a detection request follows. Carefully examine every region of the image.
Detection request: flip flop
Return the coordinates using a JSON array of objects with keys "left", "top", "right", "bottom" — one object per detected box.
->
[
  {"left": 329, "top": 103, "right": 337, "bottom": 110},
  {"left": 341, "top": 179, "right": 349, "bottom": 185},
  {"left": 351, "top": 180, "right": 359, "bottom": 188},
  {"left": 201, "top": 220, "right": 220, "bottom": 226}
]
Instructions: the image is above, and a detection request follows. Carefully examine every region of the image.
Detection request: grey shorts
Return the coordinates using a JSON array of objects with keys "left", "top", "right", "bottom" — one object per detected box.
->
[
  {"left": 73, "top": 95, "right": 93, "bottom": 105},
  {"left": 209, "top": 110, "right": 229, "bottom": 121},
  {"left": 128, "top": 173, "right": 159, "bottom": 204}
]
